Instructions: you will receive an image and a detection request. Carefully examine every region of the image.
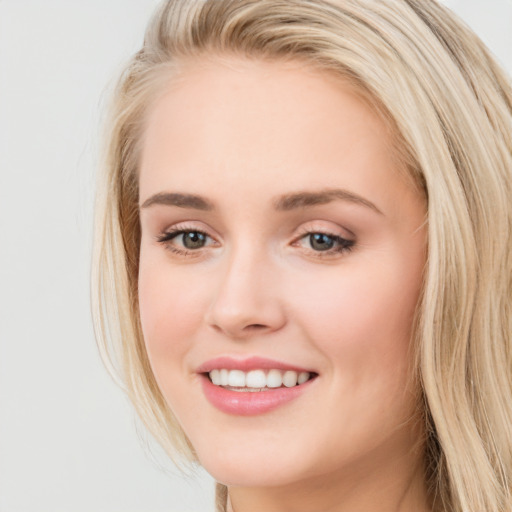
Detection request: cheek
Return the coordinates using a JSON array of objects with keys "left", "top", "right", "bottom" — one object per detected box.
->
[
  {"left": 138, "top": 255, "right": 207, "bottom": 368},
  {"left": 291, "top": 258, "right": 422, "bottom": 382}
]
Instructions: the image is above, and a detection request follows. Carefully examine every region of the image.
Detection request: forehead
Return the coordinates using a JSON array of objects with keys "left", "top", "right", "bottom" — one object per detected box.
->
[{"left": 138, "top": 56, "right": 409, "bottom": 206}]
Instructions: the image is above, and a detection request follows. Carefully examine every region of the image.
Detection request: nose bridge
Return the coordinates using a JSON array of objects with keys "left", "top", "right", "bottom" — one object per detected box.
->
[{"left": 206, "top": 238, "right": 285, "bottom": 338}]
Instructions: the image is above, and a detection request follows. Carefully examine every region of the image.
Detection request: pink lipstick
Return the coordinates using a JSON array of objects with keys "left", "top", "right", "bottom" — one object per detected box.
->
[{"left": 197, "top": 357, "right": 317, "bottom": 416}]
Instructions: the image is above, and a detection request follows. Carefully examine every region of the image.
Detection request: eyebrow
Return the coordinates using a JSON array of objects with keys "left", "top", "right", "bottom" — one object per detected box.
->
[
  {"left": 140, "top": 192, "right": 214, "bottom": 210},
  {"left": 140, "top": 188, "right": 383, "bottom": 215},
  {"left": 273, "top": 189, "right": 383, "bottom": 215}
]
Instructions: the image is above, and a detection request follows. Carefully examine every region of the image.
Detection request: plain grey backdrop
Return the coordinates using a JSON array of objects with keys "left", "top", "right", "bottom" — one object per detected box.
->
[{"left": 0, "top": 1, "right": 510, "bottom": 511}]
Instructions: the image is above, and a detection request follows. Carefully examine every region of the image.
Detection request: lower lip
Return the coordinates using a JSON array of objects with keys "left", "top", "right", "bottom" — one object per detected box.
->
[{"left": 200, "top": 375, "right": 315, "bottom": 416}]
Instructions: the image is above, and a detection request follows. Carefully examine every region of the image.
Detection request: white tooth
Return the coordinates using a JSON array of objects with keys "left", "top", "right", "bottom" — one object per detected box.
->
[
  {"left": 283, "top": 370, "right": 298, "bottom": 388},
  {"left": 298, "top": 371, "right": 310, "bottom": 385},
  {"left": 228, "top": 369, "right": 246, "bottom": 387},
  {"left": 220, "top": 369, "right": 229, "bottom": 386},
  {"left": 266, "top": 369, "right": 283, "bottom": 388},
  {"left": 210, "top": 369, "right": 221, "bottom": 385},
  {"left": 246, "top": 370, "right": 266, "bottom": 388}
]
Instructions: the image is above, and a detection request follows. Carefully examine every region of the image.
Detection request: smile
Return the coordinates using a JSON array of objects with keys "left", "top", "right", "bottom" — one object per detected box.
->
[
  {"left": 208, "top": 369, "right": 313, "bottom": 390},
  {"left": 197, "top": 357, "right": 318, "bottom": 415}
]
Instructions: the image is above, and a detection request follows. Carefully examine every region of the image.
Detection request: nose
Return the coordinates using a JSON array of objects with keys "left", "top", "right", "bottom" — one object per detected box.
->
[{"left": 205, "top": 246, "right": 286, "bottom": 340}]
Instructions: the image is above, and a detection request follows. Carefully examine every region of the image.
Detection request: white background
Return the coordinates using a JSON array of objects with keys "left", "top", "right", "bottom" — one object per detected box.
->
[{"left": 0, "top": 1, "right": 510, "bottom": 511}]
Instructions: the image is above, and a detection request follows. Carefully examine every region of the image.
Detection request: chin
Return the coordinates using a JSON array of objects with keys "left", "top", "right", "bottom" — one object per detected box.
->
[
  {"left": 204, "top": 462, "right": 310, "bottom": 488},
  {"left": 196, "top": 442, "right": 315, "bottom": 488}
]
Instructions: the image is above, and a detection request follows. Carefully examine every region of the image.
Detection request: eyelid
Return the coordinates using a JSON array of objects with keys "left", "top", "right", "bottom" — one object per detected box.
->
[
  {"left": 293, "top": 221, "right": 355, "bottom": 240},
  {"left": 154, "top": 220, "right": 356, "bottom": 259},
  {"left": 156, "top": 221, "right": 217, "bottom": 240},
  {"left": 291, "top": 223, "right": 356, "bottom": 257},
  {"left": 155, "top": 221, "right": 220, "bottom": 256},
  {"left": 156, "top": 228, "right": 213, "bottom": 244}
]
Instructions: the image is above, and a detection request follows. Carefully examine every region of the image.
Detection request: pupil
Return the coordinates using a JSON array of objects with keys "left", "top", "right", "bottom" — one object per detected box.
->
[
  {"left": 310, "top": 233, "right": 334, "bottom": 251},
  {"left": 183, "top": 232, "right": 206, "bottom": 249}
]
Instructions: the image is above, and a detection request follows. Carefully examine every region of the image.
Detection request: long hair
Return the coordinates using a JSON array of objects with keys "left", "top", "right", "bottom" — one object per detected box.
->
[{"left": 92, "top": 1, "right": 512, "bottom": 510}]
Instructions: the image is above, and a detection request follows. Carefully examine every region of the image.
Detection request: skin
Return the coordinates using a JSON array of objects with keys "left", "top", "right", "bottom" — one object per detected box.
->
[{"left": 137, "top": 56, "right": 429, "bottom": 512}]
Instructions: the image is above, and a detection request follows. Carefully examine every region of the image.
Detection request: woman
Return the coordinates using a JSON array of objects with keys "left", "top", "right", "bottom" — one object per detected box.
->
[{"left": 92, "top": 1, "right": 512, "bottom": 511}]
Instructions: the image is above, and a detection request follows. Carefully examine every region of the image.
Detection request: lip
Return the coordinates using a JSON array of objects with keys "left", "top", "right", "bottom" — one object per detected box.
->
[
  {"left": 200, "top": 374, "right": 316, "bottom": 416},
  {"left": 196, "top": 356, "right": 314, "bottom": 374},
  {"left": 197, "top": 356, "right": 318, "bottom": 416}
]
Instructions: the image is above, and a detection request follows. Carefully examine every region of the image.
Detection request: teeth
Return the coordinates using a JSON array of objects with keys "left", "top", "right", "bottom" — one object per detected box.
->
[
  {"left": 228, "top": 370, "right": 246, "bottom": 387},
  {"left": 267, "top": 369, "right": 283, "bottom": 388},
  {"left": 220, "top": 369, "right": 229, "bottom": 386},
  {"left": 283, "top": 370, "right": 298, "bottom": 388},
  {"left": 210, "top": 369, "right": 221, "bottom": 385},
  {"left": 246, "top": 370, "right": 266, "bottom": 388},
  {"left": 208, "top": 369, "right": 313, "bottom": 389},
  {"left": 298, "top": 371, "right": 309, "bottom": 385}
]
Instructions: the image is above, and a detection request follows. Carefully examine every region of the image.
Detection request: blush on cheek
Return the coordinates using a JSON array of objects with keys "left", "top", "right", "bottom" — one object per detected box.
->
[
  {"left": 298, "top": 271, "right": 417, "bottom": 367},
  {"left": 139, "top": 270, "right": 175, "bottom": 357},
  {"left": 138, "top": 263, "right": 209, "bottom": 361}
]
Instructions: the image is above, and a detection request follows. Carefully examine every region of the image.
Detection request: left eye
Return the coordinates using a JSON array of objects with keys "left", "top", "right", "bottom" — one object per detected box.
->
[
  {"left": 309, "top": 233, "right": 336, "bottom": 251},
  {"left": 299, "top": 232, "right": 354, "bottom": 253}
]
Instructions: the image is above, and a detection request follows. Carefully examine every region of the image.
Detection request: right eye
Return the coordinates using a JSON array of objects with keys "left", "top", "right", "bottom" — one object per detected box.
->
[{"left": 157, "top": 228, "right": 216, "bottom": 255}]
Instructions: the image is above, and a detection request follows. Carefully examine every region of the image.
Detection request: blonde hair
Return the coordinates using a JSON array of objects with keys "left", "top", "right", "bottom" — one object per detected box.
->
[{"left": 92, "top": 1, "right": 512, "bottom": 511}]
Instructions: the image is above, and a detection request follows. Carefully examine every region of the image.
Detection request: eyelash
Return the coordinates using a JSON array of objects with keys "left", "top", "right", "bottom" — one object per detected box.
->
[
  {"left": 293, "top": 228, "right": 355, "bottom": 257},
  {"left": 156, "top": 227, "right": 214, "bottom": 257},
  {"left": 156, "top": 227, "right": 355, "bottom": 258}
]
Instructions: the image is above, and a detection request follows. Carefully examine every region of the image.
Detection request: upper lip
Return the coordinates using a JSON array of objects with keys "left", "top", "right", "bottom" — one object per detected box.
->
[{"left": 196, "top": 356, "right": 315, "bottom": 374}]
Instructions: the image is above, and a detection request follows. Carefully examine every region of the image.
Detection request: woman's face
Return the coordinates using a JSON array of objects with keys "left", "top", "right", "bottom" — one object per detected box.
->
[{"left": 138, "top": 57, "right": 427, "bottom": 489}]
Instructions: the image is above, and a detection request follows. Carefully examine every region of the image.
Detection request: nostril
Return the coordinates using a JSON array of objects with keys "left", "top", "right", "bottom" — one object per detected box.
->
[{"left": 245, "top": 324, "right": 268, "bottom": 330}]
